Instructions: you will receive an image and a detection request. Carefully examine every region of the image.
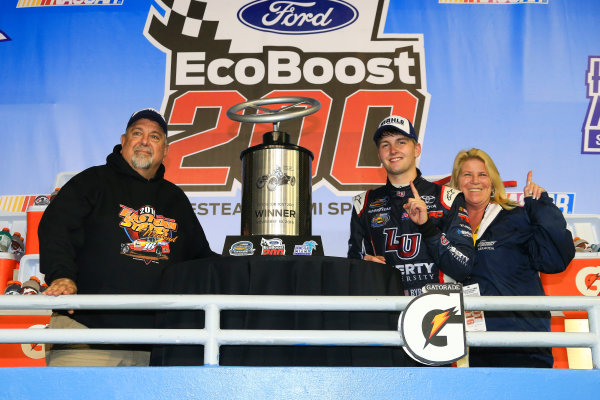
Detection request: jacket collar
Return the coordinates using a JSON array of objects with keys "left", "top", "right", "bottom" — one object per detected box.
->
[
  {"left": 385, "top": 168, "right": 423, "bottom": 197},
  {"left": 477, "top": 202, "right": 503, "bottom": 239}
]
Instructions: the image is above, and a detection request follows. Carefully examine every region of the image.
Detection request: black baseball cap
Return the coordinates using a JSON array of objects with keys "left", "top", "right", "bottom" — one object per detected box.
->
[{"left": 126, "top": 108, "right": 168, "bottom": 135}]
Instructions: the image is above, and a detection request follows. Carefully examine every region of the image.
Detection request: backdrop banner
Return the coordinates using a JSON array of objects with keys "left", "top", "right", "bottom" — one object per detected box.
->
[{"left": 1, "top": 0, "right": 598, "bottom": 256}]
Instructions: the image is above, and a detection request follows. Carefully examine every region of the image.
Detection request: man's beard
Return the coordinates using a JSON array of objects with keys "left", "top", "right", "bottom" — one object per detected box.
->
[{"left": 131, "top": 146, "right": 153, "bottom": 170}]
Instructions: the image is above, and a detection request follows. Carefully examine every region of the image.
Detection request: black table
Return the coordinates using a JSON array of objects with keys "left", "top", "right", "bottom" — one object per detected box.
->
[{"left": 151, "top": 255, "right": 416, "bottom": 367}]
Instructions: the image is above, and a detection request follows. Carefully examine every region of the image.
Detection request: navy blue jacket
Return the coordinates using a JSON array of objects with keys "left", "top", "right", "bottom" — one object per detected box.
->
[{"left": 465, "top": 192, "right": 574, "bottom": 367}]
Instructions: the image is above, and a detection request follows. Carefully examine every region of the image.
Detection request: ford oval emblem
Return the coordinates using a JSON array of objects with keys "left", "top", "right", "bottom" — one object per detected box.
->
[{"left": 238, "top": 0, "right": 359, "bottom": 35}]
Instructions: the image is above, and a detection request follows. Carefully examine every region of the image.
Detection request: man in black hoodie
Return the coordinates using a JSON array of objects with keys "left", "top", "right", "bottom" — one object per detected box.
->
[{"left": 39, "top": 108, "right": 217, "bottom": 366}]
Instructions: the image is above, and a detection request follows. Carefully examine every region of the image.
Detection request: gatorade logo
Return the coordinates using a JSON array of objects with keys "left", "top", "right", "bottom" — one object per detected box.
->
[
  {"left": 400, "top": 283, "right": 466, "bottom": 365},
  {"left": 575, "top": 266, "right": 600, "bottom": 296},
  {"left": 21, "top": 324, "right": 46, "bottom": 360}
]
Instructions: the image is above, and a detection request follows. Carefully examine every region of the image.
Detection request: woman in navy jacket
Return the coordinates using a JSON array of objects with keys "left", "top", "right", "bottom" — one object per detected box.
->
[{"left": 449, "top": 148, "right": 575, "bottom": 368}]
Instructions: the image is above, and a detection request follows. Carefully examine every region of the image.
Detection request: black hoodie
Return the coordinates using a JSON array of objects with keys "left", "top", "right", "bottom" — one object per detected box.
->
[{"left": 39, "top": 145, "right": 217, "bottom": 329}]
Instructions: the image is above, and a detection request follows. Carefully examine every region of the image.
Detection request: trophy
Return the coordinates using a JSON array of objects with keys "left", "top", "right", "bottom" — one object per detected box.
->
[{"left": 223, "top": 97, "right": 324, "bottom": 256}]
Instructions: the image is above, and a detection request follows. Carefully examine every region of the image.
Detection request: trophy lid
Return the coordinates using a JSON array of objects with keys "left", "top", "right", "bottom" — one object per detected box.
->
[
  {"left": 262, "top": 131, "right": 290, "bottom": 145},
  {"left": 240, "top": 131, "right": 314, "bottom": 160}
]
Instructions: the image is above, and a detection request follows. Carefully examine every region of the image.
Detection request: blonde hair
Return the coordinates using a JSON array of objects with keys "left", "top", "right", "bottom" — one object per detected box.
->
[{"left": 449, "top": 148, "right": 517, "bottom": 210}]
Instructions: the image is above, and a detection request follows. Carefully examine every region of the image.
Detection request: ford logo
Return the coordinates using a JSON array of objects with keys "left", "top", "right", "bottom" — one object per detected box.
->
[{"left": 238, "top": 0, "right": 359, "bottom": 35}]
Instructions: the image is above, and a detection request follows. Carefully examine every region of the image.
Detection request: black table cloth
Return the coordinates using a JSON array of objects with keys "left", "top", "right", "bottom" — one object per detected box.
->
[{"left": 150, "top": 255, "right": 416, "bottom": 367}]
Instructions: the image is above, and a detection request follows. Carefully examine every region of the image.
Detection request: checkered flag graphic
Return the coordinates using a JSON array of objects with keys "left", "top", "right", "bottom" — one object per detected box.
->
[{"left": 159, "top": 0, "right": 207, "bottom": 37}]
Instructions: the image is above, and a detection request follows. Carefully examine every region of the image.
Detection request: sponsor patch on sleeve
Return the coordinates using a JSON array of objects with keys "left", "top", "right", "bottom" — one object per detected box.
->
[
  {"left": 440, "top": 186, "right": 459, "bottom": 210},
  {"left": 353, "top": 190, "right": 369, "bottom": 216}
]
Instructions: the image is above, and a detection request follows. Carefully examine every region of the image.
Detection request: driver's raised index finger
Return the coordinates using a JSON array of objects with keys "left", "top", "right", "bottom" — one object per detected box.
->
[
  {"left": 409, "top": 180, "right": 420, "bottom": 199},
  {"left": 526, "top": 170, "right": 533, "bottom": 186}
]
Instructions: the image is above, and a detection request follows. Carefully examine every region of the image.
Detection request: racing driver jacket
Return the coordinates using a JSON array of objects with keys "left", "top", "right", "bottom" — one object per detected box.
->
[{"left": 348, "top": 170, "right": 475, "bottom": 296}]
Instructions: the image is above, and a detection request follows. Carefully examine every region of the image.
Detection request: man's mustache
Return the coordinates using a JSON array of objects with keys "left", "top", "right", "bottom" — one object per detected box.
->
[{"left": 134, "top": 145, "right": 153, "bottom": 156}]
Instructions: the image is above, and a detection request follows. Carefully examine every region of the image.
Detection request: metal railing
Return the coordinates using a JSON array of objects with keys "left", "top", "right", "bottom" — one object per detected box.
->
[{"left": 0, "top": 295, "right": 599, "bottom": 368}]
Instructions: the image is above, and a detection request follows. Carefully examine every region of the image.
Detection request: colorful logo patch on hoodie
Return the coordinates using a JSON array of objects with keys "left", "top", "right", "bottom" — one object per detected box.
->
[{"left": 118, "top": 204, "right": 178, "bottom": 265}]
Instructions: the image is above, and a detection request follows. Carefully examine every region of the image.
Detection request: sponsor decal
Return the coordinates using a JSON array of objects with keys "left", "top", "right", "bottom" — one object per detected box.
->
[
  {"left": 229, "top": 240, "right": 256, "bottom": 256},
  {"left": 447, "top": 245, "right": 470, "bottom": 266},
  {"left": 427, "top": 210, "right": 443, "bottom": 219},
  {"left": 583, "top": 56, "right": 600, "bottom": 154},
  {"left": 21, "top": 324, "right": 47, "bottom": 360},
  {"left": 369, "top": 197, "right": 389, "bottom": 208},
  {"left": 366, "top": 206, "right": 391, "bottom": 214},
  {"left": 420, "top": 195, "right": 435, "bottom": 204},
  {"left": 401, "top": 211, "right": 409, "bottom": 220},
  {"left": 400, "top": 283, "right": 466, "bottom": 366},
  {"left": 394, "top": 191, "right": 406, "bottom": 198},
  {"left": 34, "top": 195, "right": 50, "bottom": 206},
  {"left": 144, "top": 0, "right": 429, "bottom": 194},
  {"left": 457, "top": 211, "right": 470, "bottom": 224},
  {"left": 238, "top": 0, "right": 359, "bottom": 35},
  {"left": 293, "top": 240, "right": 318, "bottom": 255},
  {"left": 383, "top": 228, "right": 421, "bottom": 260},
  {"left": 440, "top": 234, "right": 449, "bottom": 246},
  {"left": 0, "top": 30, "right": 11, "bottom": 42},
  {"left": 352, "top": 191, "right": 368, "bottom": 216},
  {"left": 477, "top": 240, "right": 495, "bottom": 251},
  {"left": 118, "top": 205, "right": 178, "bottom": 264},
  {"left": 575, "top": 266, "right": 600, "bottom": 296},
  {"left": 445, "top": 188, "right": 457, "bottom": 202},
  {"left": 456, "top": 228, "right": 471, "bottom": 238},
  {"left": 17, "top": 0, "right": 123, "bottom": 7},
  {"left": 261, "top": 237, "right": 286, "bottom": 255},
  {"left": 370, "top": 212, "right": 390, "bottom": 227},
  {"left": 394, "top": 262, "right": 435, "bottom": 285}
]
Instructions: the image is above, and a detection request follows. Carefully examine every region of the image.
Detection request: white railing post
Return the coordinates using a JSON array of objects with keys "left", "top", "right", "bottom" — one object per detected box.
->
[
  {"left": 204, "top": 303, "right": 220, "bottom": 365},
  {"left": 587, "top": 302, "right": 600, "bottom": 369}
]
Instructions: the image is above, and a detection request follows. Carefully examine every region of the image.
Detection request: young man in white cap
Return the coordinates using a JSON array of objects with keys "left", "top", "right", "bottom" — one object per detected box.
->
[
  {"left": 347, "top": 115, "right": 474, "bottom": 296},
  {"left": 39, "top": 108, "right": 218, "bottom": 366}
]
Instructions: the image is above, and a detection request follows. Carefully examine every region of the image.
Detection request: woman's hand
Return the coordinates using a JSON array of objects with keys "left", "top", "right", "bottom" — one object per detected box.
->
[{"left": 523, "top": 170, "right": 546, "bottom": 200}]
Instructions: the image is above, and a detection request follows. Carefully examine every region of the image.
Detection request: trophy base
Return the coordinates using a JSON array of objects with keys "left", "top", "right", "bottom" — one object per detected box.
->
[{"left": 223, "top": 235, "right": 324, "bottom": 257}]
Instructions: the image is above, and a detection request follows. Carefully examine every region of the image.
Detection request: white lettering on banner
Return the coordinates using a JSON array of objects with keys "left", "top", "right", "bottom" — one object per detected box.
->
[
  {"left": 179, "top": 50, "right": 416, "bottom": 86},
  {"left": 177, "top": 52, "right": 206, "bottom": 85},
  {"left": 269, "top": 51, "right": 302, "bottom": 84}
]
